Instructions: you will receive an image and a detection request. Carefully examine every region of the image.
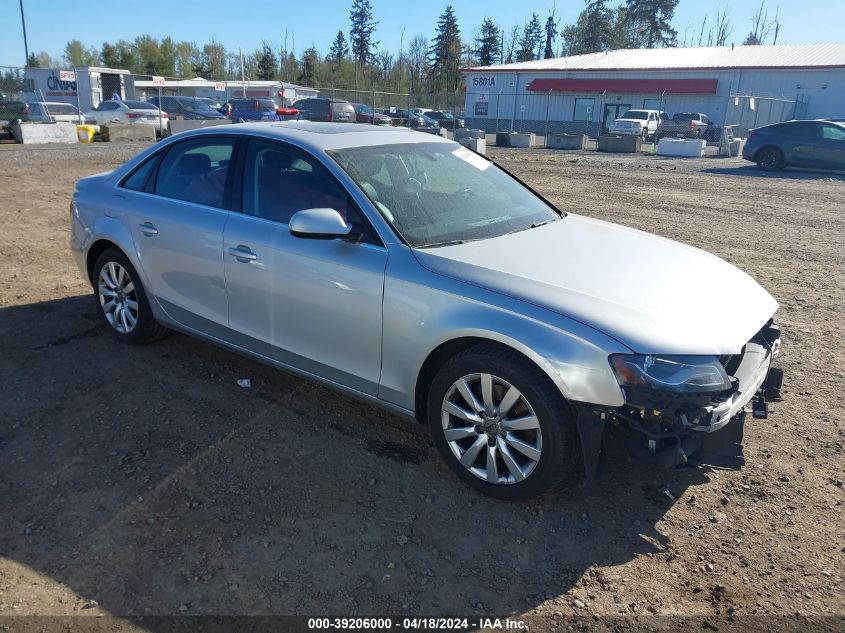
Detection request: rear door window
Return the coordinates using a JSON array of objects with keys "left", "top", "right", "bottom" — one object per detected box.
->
[{"left": 153, "top": 138, "right": 236, "bottom": 208}]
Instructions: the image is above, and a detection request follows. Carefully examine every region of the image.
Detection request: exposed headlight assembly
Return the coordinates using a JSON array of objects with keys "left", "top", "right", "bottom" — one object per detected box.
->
[{"left": 610, "top": 354, "right": 731, "bottom": 394}]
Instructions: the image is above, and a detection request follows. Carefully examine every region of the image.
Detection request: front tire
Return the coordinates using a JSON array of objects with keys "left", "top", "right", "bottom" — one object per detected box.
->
[
  {"left": 427, "top": 344, "right": 579, "bottom": 500},
  {"left": 92, "top": 248, "right": 168, "bottom": 344}
]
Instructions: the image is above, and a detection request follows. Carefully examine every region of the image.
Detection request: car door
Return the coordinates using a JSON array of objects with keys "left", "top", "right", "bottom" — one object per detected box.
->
[
  {"left": 786, "top": 122, "right": 826, "bottom": 168},
  {"left": 91, "top": 100, "right": 120, "bottom": 124},
  {"left": 816, "top": 123, "right": 845, "bottom": 169},
  {"left": 223, "top": 138, "right": 387, "bottom": 395},
  {"left": 123, "top": 136, "right": 237, "bottom": 337}
]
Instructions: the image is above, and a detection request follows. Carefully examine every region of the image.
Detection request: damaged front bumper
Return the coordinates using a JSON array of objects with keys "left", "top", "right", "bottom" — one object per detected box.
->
[{"left": 575, "top": 321, "right": 783, "bottom": 483}]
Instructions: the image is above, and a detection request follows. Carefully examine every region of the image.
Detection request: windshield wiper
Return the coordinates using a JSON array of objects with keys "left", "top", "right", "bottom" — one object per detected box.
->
[{"left": 419, "top": 237, "right": 487, "bottom": 249}]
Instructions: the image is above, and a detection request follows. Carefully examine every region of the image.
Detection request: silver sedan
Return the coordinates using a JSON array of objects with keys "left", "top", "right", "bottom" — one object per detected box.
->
[{"left": 70, "top": 122, "right": 782, "bottom": 499}]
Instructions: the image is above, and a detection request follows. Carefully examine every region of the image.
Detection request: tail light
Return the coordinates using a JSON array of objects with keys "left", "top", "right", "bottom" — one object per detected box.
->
[
  {"left": 23, "top": 104, "right": 30, "bottom": 114},
  {"left": 161, "top": 112, "right": 169, "bottom": 119},
  {"left": 689, "top": 121, "right": 695, "bottom": 130}
]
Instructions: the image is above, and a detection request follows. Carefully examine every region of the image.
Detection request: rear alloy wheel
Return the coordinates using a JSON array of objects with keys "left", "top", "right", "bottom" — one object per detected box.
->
[
  {"left": 756, "top": 147, "right": 784, "bottom": 171},
  {"left": 427, "top": 344, "right": 579, "bottom": 500},
  {"left": 93, "top": 248, "right": 168, "bottom": 344}
]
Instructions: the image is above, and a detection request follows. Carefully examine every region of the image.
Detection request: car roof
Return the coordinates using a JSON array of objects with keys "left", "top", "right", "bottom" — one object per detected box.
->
[{"left": 168, "top": 121, "right": 454, "bottom": 152}]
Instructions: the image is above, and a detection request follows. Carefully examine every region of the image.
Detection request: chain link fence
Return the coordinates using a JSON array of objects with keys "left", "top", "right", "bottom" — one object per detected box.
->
[{"left": 462, "top": 91, "right": 809, "bottom": 140}]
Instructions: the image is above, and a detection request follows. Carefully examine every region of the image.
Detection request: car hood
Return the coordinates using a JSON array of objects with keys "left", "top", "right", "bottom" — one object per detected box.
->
[{"left": 414, "top": 215, "right": 778, "bottom": 355}]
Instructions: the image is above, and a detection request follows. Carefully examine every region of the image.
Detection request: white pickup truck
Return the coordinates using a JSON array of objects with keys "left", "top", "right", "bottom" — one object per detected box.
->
[{"left": 609, "top": 109, "right": 665, "bottom": 141}]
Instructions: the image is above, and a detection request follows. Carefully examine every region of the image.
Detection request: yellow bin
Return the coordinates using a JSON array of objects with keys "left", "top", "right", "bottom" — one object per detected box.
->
[{"left": 76, "top": 124, "right": 97, "bottom": 143}]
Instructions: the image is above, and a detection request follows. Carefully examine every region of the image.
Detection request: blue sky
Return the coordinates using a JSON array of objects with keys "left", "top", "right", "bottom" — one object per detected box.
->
[{"left": 2, "top": 0, "right": 842, "bottom": 68}]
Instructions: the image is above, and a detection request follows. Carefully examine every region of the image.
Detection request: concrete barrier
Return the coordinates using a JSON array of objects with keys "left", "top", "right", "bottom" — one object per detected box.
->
[
  {"left": 597, "top": 134, "right": 641, "bottom": 153},
  {"left": 510, "top": 133, "right": 535, "bottom": 148},
  {"left": 546, "top": 133, "right": 587, "bottom": 150},
  {"left": 168, "top": 119, "right": 232, "bottom": 135},
  {"left": 657, "top": 138, "right": 706, "bottom": 157},
  {"left": 101, "top": 124, "right": 157, "bottom": 142},
  {"left": 458, "top": 137, "right": 486, "bottom": 155},
  {"left": 454, "top": 128, "right": 485, "bottom": 143},
  {"left": 495, "top": 132, "right": 512, "bottom": 147},
  {"left": 11, "top": 122, "right": 78, "bottom": 144}
]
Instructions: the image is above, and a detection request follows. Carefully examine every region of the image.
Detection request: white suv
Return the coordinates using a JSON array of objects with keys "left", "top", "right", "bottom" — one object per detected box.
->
[{"left": 609, "top": 109, "right": 664, "bottom": 141}]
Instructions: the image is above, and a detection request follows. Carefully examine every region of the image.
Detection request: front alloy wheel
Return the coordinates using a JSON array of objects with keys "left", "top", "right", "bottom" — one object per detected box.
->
[
  {"left": 441, "top": 373, "right": 542, "bottom": 485},
  {"left": 427, "top": 344, "right": 579, "bottom": 500}
]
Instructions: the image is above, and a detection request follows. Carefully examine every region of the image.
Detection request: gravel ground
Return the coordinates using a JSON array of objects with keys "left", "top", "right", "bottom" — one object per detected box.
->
[{"left": 0, "top": 142, "right": 843, "bottom": 631}]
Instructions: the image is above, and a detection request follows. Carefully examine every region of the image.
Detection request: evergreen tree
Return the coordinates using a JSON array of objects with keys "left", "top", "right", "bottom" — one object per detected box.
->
[
  {"left": 515, "top": 13, "right": 543, "bottom": 61},
  {"left": 64, "top": 40, "right": 86, "bottom": 67},
  {"left": 349, "top": 0, "right": 378, "bottom": 64},
  {"left": 158, "top": 37, "right": 178, "bottom": 76},
  {"left": 256, "top": 43, "right": 279, "bottom": 80},
  {"left": 543, "top": 15, "right": 558, "bottom": 59},
  {"left": 625, "top": 0, "right": 678, "bottom": 48},
  {"left": 329, "top": 30, "right": 349, "bottom": 60},
  {"left": 475, "top": 18, "right": 501, "bottom": 67},
  {"left": 429, "top": 6, "right": 462, "bottom": 92},
  {"left": 26, "top": 52, "right": 40, "bottom": 68}
]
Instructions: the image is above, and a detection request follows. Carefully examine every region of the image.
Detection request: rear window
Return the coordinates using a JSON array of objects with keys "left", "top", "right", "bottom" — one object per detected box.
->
[
  {"left": 257, "top": 99, "right": 277, "bottom": 111},
  {"left": 621, "top": 110, "right": 648, "bottom": 120},
  {"left": 124, "top": 100, "right": 157, "bottom": 110},
  {"left": 672, "top": 113, "right": 696, "bottom": 120}
]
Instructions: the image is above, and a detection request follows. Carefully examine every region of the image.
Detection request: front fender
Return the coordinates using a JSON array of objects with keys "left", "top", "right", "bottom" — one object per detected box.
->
[{"left": 379, "top": 248, "right": 630, "bottom": 412}]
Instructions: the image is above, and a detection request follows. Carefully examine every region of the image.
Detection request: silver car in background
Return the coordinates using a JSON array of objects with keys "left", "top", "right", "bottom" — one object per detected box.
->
[{"left": 70, "top": 122, "right": 783, "bottom": 499}]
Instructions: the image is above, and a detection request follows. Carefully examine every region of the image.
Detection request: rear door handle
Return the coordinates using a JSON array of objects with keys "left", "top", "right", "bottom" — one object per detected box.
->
[
  {"left": 228, "top": 245, "right": 258, "bottom": 262},
  {"left": 138, "top": 222, "right": 158, "bottom": 236}
]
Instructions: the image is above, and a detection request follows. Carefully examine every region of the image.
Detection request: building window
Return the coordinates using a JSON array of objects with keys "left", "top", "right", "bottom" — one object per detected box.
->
[
  {"left": 643, "top": 98, "right": 663, "bottom": 110},
  {"left": 573, "top": 98, "right": 594, "bottom": 121}
]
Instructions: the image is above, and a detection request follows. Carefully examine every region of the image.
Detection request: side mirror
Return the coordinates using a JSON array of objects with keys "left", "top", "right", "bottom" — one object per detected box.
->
[{"left": 289, "top": 208, "right": 352, "bottom": 240}]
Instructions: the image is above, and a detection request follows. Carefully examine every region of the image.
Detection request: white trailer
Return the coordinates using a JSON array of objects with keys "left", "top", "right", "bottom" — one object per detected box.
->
[{"left": 22, "top": 67, "right": 132, "bottom": 112}]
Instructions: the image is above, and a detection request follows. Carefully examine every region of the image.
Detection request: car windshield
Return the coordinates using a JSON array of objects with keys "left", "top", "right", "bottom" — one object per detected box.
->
[
  {"left": 257, "top": 99, "right": 277, "bottom": 111},
  {"left": 330, "top": 142, "right": 561, "bottom": 248},
  {"left": 620, "top": 110, "right": 648, "bottom": 120},
  {"left": 672, "top": 113, "right": 696, "bottom": 120},
  {"left": 354, "top": 104, "right": 373, "bottom": 114},
  {"left": 124, "top": 100, "right": 157, "bottom": 110}
]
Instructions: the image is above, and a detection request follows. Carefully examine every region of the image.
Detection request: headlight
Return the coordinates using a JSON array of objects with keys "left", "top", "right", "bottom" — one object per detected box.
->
[{"left": 609, "top": 354, "right": 731, "bottom": 394}]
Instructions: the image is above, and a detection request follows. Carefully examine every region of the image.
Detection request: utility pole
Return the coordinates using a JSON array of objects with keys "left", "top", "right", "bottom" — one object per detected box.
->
[{"left": 19, "top": 0, "right": 30, "bottom": 66}]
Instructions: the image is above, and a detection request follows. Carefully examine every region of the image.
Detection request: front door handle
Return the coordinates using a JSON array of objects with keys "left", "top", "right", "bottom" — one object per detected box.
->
[
  {"left": 138, "top": 222, "right": 158, "bottom": 236},
  {"left": 228, "top": 245, "right": 258, "bottom": 262}
]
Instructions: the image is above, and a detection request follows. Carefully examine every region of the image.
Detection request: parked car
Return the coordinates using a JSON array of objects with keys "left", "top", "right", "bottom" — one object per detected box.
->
[
  {"left": 291, "top": 97, "right": 356, "bottom": 123},
  {"left": 147, "top": 96, "right": 226, "bottom": 121},
  {"left": 421, "top": 110, "right": 465, "bottom": 129},
  {"left": 657, "top": 112, "right": 711, "bottom": 139},
  {"left": 70, "top": 122, "right": 783, "bottom": 500},
  {"left": 0, "top": 100, "right": 31, "bottom": 123},
  {"left": 227, "top": 98, "right": 283, "bottom": 123},
  {"left": 85, "top": 100, "right": 168, "bottom": 134},
  {"left": 351, "top": 103, "right": 393, "bottom": 126},
  {"left": 381, "top": 108, "right": 436, "bottom": 130},
  {"left": 609, "top": 109, "right": 664, "bottom": 141},
  {"left": 742, "top": 119, "right": 845, "bottom": 171},
  {"left": 26, "top": 101, "right": 84, "bottom": 123}
]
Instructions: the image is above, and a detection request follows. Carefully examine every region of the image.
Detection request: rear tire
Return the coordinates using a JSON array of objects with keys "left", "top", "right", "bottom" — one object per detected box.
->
[
  {"left": 92, "top": 248, "right": 168, "bottom": 345},
  {"left": 426, "top": 344, "right": 579, "bottom": 500},
  {"left": 756, "top": 147, "right": 784, "bottom": 171}
]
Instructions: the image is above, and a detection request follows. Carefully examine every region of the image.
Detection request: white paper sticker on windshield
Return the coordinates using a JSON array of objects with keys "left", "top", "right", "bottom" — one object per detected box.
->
[{"left": 452, "top": 146, "right": 491, "bottom": 171}]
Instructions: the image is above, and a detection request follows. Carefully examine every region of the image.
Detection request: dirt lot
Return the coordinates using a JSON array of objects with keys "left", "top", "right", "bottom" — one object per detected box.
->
[{"left": 0, "top": 142, "right": 843, "bottom": 631}]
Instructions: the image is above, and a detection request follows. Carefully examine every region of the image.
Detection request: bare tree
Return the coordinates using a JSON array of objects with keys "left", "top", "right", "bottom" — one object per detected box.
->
[{"left": 744, "top": 0, "right": 774, "bottom": 45}]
